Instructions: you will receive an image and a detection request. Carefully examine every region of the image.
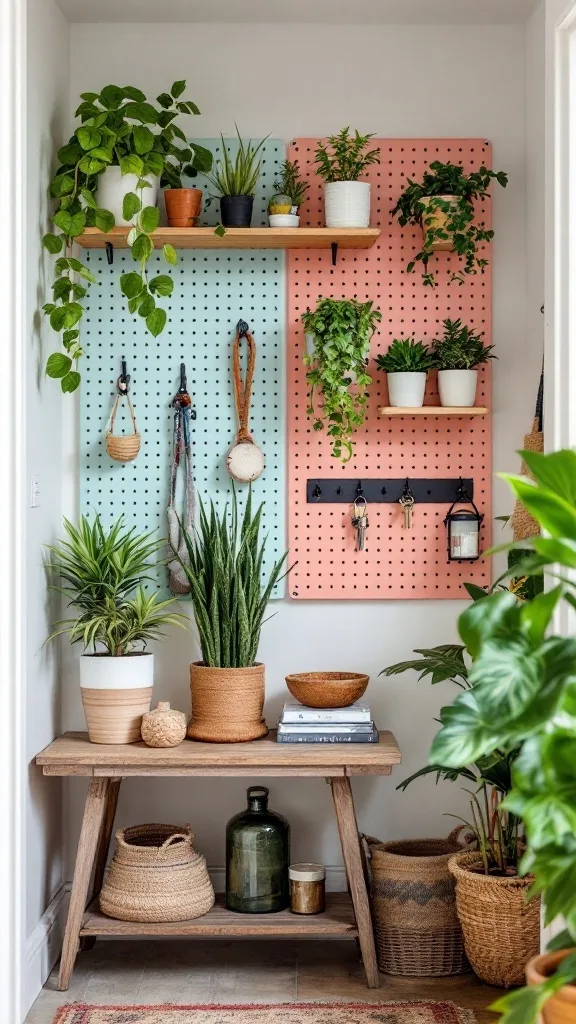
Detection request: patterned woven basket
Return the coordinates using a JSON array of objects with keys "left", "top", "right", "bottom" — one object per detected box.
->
[
  {"left": 365, "top": 829, "right": 470, "bottom": 977},
  {"left": 448, "top": 850, "right": 540, "bottom": 986},
  {"left": 100, "top": 823, "right": 215, "bottom": 923}
]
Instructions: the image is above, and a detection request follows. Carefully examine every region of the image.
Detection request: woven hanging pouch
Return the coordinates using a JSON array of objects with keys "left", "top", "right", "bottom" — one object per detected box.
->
[{"left": 105, "top": 391, "right": 140, "bottom": 462}]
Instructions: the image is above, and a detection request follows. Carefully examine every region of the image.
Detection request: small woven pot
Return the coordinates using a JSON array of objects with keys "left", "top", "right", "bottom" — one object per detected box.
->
[
  {"left": 141, "top": 701, "right": 187, "bottom": 747},
  {"left": 187, "top": 662, "right": 268, "bottom": 743},
  {"left": 448, "top": 850, "right": 541, "bottom": 986},
  {"left": 365, "top": 830, "right": 470, "bottom": 977},
  {"left": 285, "top": 671, "right": 369, "bottom": 709},
  {"left": 106, "top": 392, "right": 140, "bottom": 463},
  {"left": 420, "top": 194, "right": 458, "bottom": 251},
  {"left": 527, "top": 949, "right": 576, "bottom": 1023},
  {"left": 100, "top": 823, "right": 215, "bottom": 923}
]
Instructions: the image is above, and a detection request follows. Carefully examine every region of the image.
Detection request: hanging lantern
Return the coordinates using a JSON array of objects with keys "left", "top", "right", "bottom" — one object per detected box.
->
[{"left": 445, "top": 486, "right": 483, "bottom": 562}]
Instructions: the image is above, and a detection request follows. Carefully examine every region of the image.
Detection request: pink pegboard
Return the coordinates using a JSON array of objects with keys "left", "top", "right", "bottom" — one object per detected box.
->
[{"left": 287, "top": 138, "right": 492, "bottom": 600}]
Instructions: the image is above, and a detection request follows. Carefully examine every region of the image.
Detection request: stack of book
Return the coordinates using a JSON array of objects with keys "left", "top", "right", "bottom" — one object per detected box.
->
[{"left": 277, "top": 698, "right": 378, "bottom": 743}]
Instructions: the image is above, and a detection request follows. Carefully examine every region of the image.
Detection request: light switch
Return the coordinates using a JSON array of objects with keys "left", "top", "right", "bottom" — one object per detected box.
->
[{"left": 30, "top": 476, "right": 40, "bottom": 508}]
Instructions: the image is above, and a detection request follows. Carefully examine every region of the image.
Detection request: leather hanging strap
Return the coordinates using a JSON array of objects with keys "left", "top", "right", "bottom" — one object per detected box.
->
[{"left": 232, "top": 319, "right": 256, "bottom": 444}]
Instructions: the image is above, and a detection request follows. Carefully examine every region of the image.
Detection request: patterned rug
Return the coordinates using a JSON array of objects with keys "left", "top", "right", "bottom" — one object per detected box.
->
[{"left": 53, "top": 1003, "right": 477, "bottom": 1023}]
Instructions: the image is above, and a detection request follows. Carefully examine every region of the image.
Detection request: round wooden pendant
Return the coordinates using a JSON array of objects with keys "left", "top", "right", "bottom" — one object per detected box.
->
[{"left": 226, "top": 440, "right": 265, "bottom": 482}]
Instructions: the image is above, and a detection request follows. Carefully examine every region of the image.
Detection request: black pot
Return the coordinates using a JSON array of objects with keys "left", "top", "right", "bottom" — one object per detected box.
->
[{"left": 220, "top": 195, "right": 254, "bottom": 228}]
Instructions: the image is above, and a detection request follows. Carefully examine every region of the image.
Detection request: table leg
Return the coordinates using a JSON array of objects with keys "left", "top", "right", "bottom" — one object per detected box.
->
[
  {"left": 330, "top": 776, "right": 380, "bottom": 989},
  {"left": 58, "top": 778, "right": 110, "bottom": 990},
  {"left": 80, "top": 776, "right": 122, "bottom": 952}
]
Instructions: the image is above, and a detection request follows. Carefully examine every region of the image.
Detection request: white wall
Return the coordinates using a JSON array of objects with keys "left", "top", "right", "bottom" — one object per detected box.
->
[
  {"left": 63, "top": 22, "right": 536, "bottom": 878},
  {"left": 24, "top": 0, "right": 69, "bottom": 1012}
]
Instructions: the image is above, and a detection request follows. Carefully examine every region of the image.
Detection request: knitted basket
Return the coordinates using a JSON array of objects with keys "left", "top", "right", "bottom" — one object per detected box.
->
[
  {"left": 105, "top": 392, "right": 141, "bottom": 463},
  {"left": 187, "top": 662, "right": 268, "bottom": 743},
  {"left": 365, "top": 829, "right": 470, "bottom": 977},
  {"left": 100, "top": 823, "right": 215, "bottom": 923},
  {"left": 448, "top": 850, "right": 540, "bottom": 986}
]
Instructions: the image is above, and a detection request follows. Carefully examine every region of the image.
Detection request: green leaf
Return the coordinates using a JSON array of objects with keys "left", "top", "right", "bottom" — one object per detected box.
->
[
  {"left": 49, "top": 306, "right": 67, "bottom": 331},
  {"left": 459, "top": 590, "right": 519, "bottom": 658},
  {"left": 88, "top": 147, "right": 112, "bottom": 164},
  {"left": 131, "top": 232, "right": 153, "bottom": 263},
  {"left": 119, "top": 272, "right": 144, "bottom": 299},
  {"left": 137, "top": 293, "right": 155, "bottom": 317},
  {"left": 52, "top": 277, "right": 72, "bottom": 300},
  {"left": 49, "top": 173, "right": 75, "bottom": 198},
  {"left": 156, "top": 92, "right": 173, "bottom": 109},
  {"left": 62, "top": 301, "right": 83, "bottom": 328},
  {"left": 190, "top": 142, "right": 213, "bottom": 173},
  {"left": 77, "top": 127, "right": 102, "bottom": 151},
  {"left": 78, "top": 155, "right": 105, "bottom": 176},
  {"left": 122, "top": 102, "right": 158, "bottom": 124},
  {"left": 146, "top": 307, "right": 167, "bottom": 336},
  {"left": 520, "top": 585, "right": 564, "bottom": 646},
  {"left": 429, "top": 690, "right": 500, "bottom": 767},
  {"left": 140, "top": 206, "right": 160, "bottom": 233},
  {"left": 163, "top": 243, "right": 178, "bottom": 266},
  {"left": 57, "top": 142, "right": 82, "bottom": 166},
  {"left": 519, "top": 449, "right": 576, "bottom": 504},
  {"left": 61, "top": 371, "right": 81, "bottom": 393},
  {"left": 122, "top": 86, "right": 146, "bottom": 103},
  {"left": 122, "top": 191, "right": 142, "bottom": 221},
  {"left": 503, "top": 474, "right": 576, "bottom": 539},
  {"left": 43, "top": 233, "right": 64, "bottom": 254},
  {"left": 132, "top": 125, "right": 154, "bottom": 155},
  {"left": 490, "top": 984, "right": 554, "bottom": 1024},
  {"left": 46, "top": 352, "right": 72, "bottom": 378},
  {"left": 94, "top": 208, "right": 115, "bottom": 232},
  {"left": 81, "top": 187, "right": 97, "bottom": 209},
  {"left": 214, "top": 224, "right": 226, "bottom": 238},
  {"left": 63, "top": 329, "right": 79, "bottom": 344},
  {"left": 120, "top": 154, "right": 144, "bottom": 177},
  {"left": 77, "top": 264, "right": 97, "bottom": 283},
  {"left": 143, "top": 151, "right": 163, "bottom": 176},
  {"left": 170, "top": 80, "right": 186, "bottom": 99},
  {"left": 99, "top": 84, "right": 125, "bottom": 110},
  {"left": 149, "top": 274, "right": 173, "bottom": 297},
  {"left": 80, "top": 91, "right": 99, "bottom": 102}
]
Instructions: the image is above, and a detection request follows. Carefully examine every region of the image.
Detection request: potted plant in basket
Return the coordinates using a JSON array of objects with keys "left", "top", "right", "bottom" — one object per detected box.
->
[
  {"left": 302, "top": 296, "right": 382, "bottom": 462},
  {"left": 176, "top": 487, "right": 289, "bottom": 743},
  {"left": 161, "top": 140, "right": 214, "bottom": 227},
  {"left": 314, "top": 127, "right": 380, "bottom": 228},
  {"left": 42, "top": 80, "right": 207, "bottom": 392},
  {"left": 268, "top": 159, "right": 310, "bottom": 227},
  {"left": 429, "top": 318, "right": 495, "bottom": 407},
  {"left": 375, "top": 337, "right": 434, "bottom": 408},
  {"left": 391, "top": 160, "right": 508, "bottom": 286},
  {"left": 46, "top": 514, "right": 185, "bottom": 744},
  {"left": 206, "top": 128, "right": 268, "bottom": 228},
  {"left": 429, "top": 449, "right": 576, "bottom": 1023}
]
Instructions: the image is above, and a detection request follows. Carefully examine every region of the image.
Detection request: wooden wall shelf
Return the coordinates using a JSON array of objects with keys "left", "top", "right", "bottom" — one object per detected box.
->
[
  {"left": 379, "top": 406, "right": 489, "bottom": 417},
  {"left": 76, "top": 226, "right": 381, "bottom": 252}
]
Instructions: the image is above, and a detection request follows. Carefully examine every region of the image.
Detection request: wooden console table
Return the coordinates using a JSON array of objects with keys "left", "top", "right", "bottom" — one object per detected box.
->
[{"left": 36, "top": 730, "right": 401, "bottom": 991}]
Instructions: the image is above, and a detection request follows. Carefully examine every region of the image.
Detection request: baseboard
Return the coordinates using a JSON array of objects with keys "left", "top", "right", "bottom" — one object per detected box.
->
[
  {"left": 23, "top": 883, "right": 70, "bottom": 1018},
  {"left": 208, "top": 865, "right": 347, "bottom": 892}
]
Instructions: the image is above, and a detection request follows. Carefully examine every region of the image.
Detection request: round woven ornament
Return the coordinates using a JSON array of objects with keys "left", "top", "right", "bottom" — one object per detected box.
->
[{"left": 141, "top": 701, "right": 187, "bottom": 748}]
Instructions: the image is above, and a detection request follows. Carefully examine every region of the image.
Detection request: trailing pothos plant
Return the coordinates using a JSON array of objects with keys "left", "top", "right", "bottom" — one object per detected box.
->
[
  {"left": 391, "top": 161, "right": 508, "bottom": 287},
  {"left": 42, "top": 80, "right": 211, "bottom": 393},
  {"left": 302, "top": 297, "right": 382, "bottom": 462}
]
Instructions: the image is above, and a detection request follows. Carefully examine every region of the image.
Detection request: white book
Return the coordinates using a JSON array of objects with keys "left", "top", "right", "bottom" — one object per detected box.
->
[
  {"left": 277, "top": 721, "right": 375, "bottom": 734},
  {"left": 281, "top": 697, "right": 372, "bottom": 724}
]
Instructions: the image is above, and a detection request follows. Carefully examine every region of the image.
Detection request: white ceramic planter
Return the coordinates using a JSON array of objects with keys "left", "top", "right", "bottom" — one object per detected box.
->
[
  {"left": 438, "top": 369, "right": 478, "bottom": 407},
  {"left": 269, "top": 213, "right": 299, "bottom": 227},
  {"left": 96, "top": 166, "right": 159, "bottom": 227},
  {"left": 324, "top": 181, "right": 371, "bottom": 228},
  {"left": 80, "top": 653, "right": 154, "bottom": 744},
  {"left": 387, "top": 371, "right": 427, "bottom": 408}
]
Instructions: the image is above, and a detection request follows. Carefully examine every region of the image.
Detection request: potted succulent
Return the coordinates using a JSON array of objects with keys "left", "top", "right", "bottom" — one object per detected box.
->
[
  {"left": 268, "top": 159, "right": 309, "bottom": 227},
  {"left": 46, "top": 514, "right": 185, "bottom": 744},
  {"left": 428, "top": 449, "right": 576, "bottom": 1022},
  {"left": 161, "top": 140, "right": 214, "bottom": 227},
  {"left": 375, "top": 337, "right": 434, "bottom": 408},
  {"left": 177, "top": 489, "right": 288, "bottom": 743},
  {"left": 314, "top": 127, "right": 380, "bottom": 228},
  {"left": 42, "top": 80, "right": 205, "bottom": 391},
  {"left": 206, "top": 128, "right": 268, "bottom": 228},
  {"left": 302, "top": 296, "right": 382, "bottom": 462},
  {"left": 391, "top": 161, "right": 508, "bottom": 286},
  {"left": 429, "top": 318, "right": 495, "bottom": 407}
]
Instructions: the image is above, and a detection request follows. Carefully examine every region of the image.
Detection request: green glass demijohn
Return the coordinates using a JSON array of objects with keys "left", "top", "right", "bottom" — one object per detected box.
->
[{"left": 226, "top": 786, "right": 290, "bottom": 913}]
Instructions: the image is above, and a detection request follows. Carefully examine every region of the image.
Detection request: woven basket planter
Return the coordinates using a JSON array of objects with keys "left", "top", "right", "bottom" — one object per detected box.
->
[
  {"left": 365, "top": 830, "right": 470, "bottom": 977},
  {"left": 187, "top": 662, "right": 268, "bottom": 743},
  {"left": 100, "top": 823, "right": 215, "bottom": 923},
  {"left": 448, "top": 850, "right": 541, "bottom": 986}
]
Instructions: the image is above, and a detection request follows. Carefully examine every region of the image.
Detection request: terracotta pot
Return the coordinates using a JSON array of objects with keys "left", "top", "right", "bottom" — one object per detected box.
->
[
  {"left": 187, "top": 662, "right": 268, "bottom": 743},
  {"left": 526, "top": 949, "right": 576, "bottom": 1024},
  {"left": 420, "top": 194, "right": 458, "bottom": 251},
  {"left": 165, "top": 188, "right": 202, "bottom": 227}
]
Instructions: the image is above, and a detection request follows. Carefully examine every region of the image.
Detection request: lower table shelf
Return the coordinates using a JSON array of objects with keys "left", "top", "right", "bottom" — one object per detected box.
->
[{"left": 81, "top": 892, "right": 358, "bottom": 938}]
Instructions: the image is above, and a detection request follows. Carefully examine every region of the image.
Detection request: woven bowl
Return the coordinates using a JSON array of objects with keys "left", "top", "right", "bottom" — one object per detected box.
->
[{"left": 285, "top": 671, "right": 369, "bottom": 709}]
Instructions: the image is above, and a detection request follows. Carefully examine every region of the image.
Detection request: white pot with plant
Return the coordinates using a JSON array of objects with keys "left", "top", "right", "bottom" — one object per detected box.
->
[
  {"left": 314, "top": 127, "right": 381, "bottom": 229},
  {"left": 46, "top": 514, "right": 185, "bottom": 744},
  {"left": 268, "top": 159, "right": 309, "bottom": 227},
  {"left": 430, "top": 318, "right": 495, "bottom": 407},
  {"left": 375, "top": 337, "right": 434, "bottom": 408},
  {"left": 302, "top": 297, "right": 382, "bottom": 462}
]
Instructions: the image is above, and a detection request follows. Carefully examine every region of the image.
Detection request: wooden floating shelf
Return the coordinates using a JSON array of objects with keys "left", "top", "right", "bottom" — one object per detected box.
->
[
  {"left": 76, "top": 226, "right": 381, "bottom": 251},
  {"left": 379, "top": 406, "right": 489, "bottom": 417},
  {"left": 81, "top": 893, "right": 357, "bottom": 938}
]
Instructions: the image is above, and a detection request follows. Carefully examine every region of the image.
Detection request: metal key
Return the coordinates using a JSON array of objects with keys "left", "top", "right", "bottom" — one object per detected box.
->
[
  {"left": 399, "top": 495, "right": 415, "bottom": 530},
  {"left": 351, "top": 498, "right": 368, "bottom": 551}
]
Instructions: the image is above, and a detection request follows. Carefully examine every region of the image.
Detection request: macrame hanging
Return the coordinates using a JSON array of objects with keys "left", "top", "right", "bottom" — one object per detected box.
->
[
  {"left": 105, "top": 359, "right": 141, "bottom": 462},
  {"left": 226, "top": 319, "right": 265, "bottom": 483},
  {"left": 167, "top": 364, "right": 196, "bottom": 595},
  {"left": 510, "top": 368, "right": 543, "bottom": 543}
]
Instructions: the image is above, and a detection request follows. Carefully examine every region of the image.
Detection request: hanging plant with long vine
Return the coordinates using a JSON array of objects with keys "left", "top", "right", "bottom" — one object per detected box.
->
[{"left": 42, "top": 81, "right": 212, "bottom": 393}]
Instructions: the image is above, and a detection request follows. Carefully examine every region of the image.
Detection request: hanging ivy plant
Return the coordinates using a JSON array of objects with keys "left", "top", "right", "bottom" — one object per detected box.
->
[
  {"left": 391, "top": 161, "right": 508, "bottom": 287},
  {"left": 301, "top": 297, "right": 382, "bottom": 462},
  {"left": 42, "top": 81, "right": 211, "bottom": 393}
]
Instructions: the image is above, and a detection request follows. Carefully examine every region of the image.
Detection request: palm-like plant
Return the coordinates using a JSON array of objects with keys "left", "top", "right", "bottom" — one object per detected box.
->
[{"left": 176, "top": 488, "right": 288, "bottom": 668}]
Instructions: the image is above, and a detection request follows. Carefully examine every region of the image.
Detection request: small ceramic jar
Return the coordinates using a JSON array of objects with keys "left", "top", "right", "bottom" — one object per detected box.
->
[
  {"left": 141, "top": 701, "right": 187, "bottom": 748},
  {"left": 289, "top": 863, "right": 326, "bottom": 915}
]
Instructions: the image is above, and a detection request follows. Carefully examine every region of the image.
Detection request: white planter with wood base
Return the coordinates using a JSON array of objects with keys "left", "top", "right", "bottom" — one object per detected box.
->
[
  {"left": 438, "top": 369, "right": 478, "bottom": 408},
  {"left": 80, "top": 653, "right": 154, "bottom": 744}
]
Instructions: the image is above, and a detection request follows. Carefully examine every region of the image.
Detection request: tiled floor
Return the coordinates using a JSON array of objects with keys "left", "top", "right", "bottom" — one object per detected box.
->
[{"left": 25, "top": 939, "right": 499, "bottom": 1023}]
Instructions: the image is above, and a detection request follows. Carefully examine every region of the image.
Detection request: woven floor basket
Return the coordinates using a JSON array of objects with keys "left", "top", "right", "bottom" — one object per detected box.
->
[
  {"left": 448, "top": 850, "right": 541, "bottom": 987},
  {"left": 187, "top": 662, "right": 268, "bottom": 743},
  {"left": 100, "top": 823, "right": 215, "bottom": 923},
  {"left": 365, "top": 830, "right": 470, "bottom": 977}
]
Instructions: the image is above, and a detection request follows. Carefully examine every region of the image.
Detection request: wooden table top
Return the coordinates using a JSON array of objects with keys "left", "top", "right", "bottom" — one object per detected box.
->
[{"left": 36, "top": 730, "right": 401, "bottom": 777}]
